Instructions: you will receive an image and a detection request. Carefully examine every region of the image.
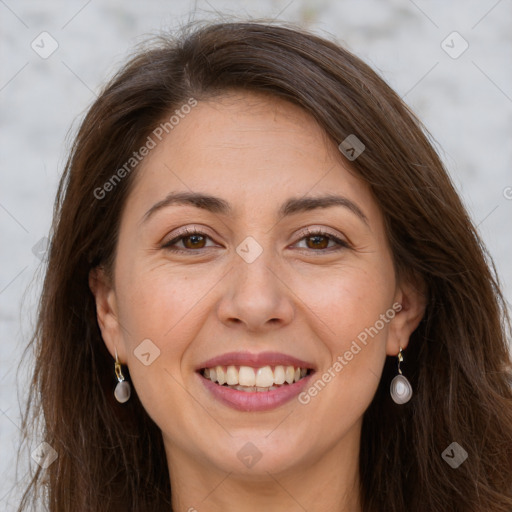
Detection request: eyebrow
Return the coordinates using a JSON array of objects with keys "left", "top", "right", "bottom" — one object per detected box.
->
[{"left": 141, "top": 191, "right": 369, "bottom": 226}]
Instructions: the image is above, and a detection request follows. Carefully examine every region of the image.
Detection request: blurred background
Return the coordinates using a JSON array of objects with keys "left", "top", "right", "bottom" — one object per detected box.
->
[{"left": 1, "top": 0, "right": 511, "bottom": 508}]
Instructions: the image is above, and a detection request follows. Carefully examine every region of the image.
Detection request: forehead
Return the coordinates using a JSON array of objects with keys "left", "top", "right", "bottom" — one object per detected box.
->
[
  {"left": 125, "top": 91, "right": 380, "bottom": 225},
  {"left": 140, "top": 91, "right": 336, "bottom": 176}
]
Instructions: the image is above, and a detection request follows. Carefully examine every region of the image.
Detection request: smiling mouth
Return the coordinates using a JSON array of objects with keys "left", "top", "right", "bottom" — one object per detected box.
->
[{"left": 199, "top": 364, "right": 313, "bottom": 392}]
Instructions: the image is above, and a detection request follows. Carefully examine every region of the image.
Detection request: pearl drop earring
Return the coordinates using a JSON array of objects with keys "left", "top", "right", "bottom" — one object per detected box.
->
[
  {"left": 114, "top": 348, "right": 131, "bottom": 403},
  {"left": 390, "top": 347, "right": 413, "bottom": 404}
]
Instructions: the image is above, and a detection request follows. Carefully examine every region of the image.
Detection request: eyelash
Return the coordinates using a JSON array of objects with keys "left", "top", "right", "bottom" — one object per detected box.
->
[{"left": 161, "top": 227, "right": 350, "bottom": 254}]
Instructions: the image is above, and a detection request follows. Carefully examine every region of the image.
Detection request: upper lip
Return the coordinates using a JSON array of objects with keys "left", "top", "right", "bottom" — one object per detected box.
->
[{"left": 197, "top": 351, "right": 316, "bottom": 371}]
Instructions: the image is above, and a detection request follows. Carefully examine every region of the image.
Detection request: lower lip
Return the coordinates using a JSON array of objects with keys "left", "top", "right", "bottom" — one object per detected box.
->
[{"left": 198, "top": 372, "right": 314, "bottom": 412}]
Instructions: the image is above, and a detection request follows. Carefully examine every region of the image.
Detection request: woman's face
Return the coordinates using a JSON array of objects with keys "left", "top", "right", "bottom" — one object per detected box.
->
[{"left": 91, "top": 91, "right": 422, "bottom": 483}]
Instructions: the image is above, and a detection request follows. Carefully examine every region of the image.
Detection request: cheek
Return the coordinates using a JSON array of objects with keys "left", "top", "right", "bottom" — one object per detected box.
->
[
  {"left": 293, "top": 258, "right": 395, "bottom": 349},
  {"left": 113, "top": 263, "right": 214, "bottom": 428},
  {"left": 115, "top": 259, "right": 216, "bottom": 345},
  {"left": 112, "top": 261, "right": 214, "bottom": 404},
  {"left": 292, "top": 259, "right": 394, "bottom": 413}
]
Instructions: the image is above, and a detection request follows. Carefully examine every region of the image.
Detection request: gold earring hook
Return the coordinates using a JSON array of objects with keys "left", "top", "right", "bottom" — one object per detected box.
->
[
  {"left": 397, "top": 347, "right": 404, "bottom": 375},
  {"left": 114, "top": 348, "right": 124, "bottom": 382}
]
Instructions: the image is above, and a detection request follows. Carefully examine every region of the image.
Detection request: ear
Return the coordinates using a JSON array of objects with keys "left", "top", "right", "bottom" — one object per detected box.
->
[
  {"left": 89, "top": 266, "right": 125, "bottom": 361},
  {"left": 386, "top": 275, "right": 427, "bottom": 356}
]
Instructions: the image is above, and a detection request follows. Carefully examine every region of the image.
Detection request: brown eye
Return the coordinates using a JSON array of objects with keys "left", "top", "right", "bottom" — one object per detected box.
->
[
  {"left": 182, "top": 234, "right": 207, "bottom": 249},
  {"left": 162, "top": 229, "right": 216, "bottom": 252},
  {"left": 305, "top": 235, "right": 329, "bottom": 250},
  {"left": 294, "top": 230, "right": 350, "bottom": 252}
]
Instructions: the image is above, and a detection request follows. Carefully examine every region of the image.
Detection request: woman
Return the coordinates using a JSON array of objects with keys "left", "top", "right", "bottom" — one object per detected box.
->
[{"left": 17, "top": 20, "right": 512, "bottom": 511}]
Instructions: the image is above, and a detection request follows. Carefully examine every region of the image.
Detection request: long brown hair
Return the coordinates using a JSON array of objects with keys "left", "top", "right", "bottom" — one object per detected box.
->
[{"left": 15, "top": 20, "right": 512, "bottom": 511}]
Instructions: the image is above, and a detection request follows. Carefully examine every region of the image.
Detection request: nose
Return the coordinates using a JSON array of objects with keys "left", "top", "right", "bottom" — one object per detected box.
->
[{"left": 216, "top": 248, "right": 295, "bottom": 333}]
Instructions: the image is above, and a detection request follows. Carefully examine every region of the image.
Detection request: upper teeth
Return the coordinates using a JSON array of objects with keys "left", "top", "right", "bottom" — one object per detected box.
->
[{"left": 203, "top": 365, "right": 308, "bottom": 387}]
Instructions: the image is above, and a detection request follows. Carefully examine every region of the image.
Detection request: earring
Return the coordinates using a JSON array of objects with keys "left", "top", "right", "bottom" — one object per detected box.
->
[
  {"left": 114, "top": 348, "right": 131, "bottom": 403},
  {"left": 390, "top": 347, "right": 413, "bottom": 404}
]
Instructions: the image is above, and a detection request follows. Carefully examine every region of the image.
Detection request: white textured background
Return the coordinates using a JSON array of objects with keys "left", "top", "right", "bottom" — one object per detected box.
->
[{"left": 1, "top": 0, "right": 511, "bottom": 508}]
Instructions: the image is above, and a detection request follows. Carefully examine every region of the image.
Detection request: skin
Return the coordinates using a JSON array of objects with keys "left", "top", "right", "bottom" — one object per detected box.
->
[{"left": 90, "top": 91, "right": 425, "bottom": 512}]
